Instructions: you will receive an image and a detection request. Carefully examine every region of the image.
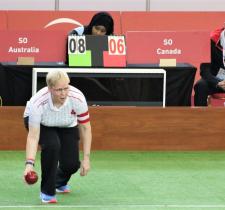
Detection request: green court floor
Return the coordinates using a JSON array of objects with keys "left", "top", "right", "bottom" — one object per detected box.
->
[{"left": 1, "top": 151, "right": 225, "bottom": 210}]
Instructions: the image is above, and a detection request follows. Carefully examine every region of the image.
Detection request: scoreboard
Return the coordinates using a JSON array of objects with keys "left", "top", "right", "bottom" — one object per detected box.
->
[{"left": 68, "top": 35, "right": 126, "bottom": 67}]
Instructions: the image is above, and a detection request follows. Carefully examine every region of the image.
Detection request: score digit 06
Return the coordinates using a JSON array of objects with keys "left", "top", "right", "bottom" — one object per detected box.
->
[
  {"left": 68, "top": 35, "right": 86, "bottom": 54},
  {"left": 108, "top": 36, "right": 126, "bottom": 55}
]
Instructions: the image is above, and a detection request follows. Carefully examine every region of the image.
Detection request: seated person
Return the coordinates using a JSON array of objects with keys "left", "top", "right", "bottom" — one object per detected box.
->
[
  {"left": 69, "top": 11, "right": 114, "bottom": 36},
  {"left": 66, "top": 11, "right": 114, "bottom": 64},
  {"left": 194, "top": 24, "right": 225, "bottom": 106}
]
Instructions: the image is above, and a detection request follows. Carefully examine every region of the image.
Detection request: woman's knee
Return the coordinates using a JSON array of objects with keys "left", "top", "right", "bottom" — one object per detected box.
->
[
  {"left": 61, "top": 161, "right": 80, "bottom": 174},
  {"left": 194, "top": 79, "right": 208, "bottom": 92}
]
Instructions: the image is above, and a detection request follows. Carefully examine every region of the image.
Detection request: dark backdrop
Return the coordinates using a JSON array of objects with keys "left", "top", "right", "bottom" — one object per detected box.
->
[{"left": 0, "top": 63, "right": 196, "bottom": 106}]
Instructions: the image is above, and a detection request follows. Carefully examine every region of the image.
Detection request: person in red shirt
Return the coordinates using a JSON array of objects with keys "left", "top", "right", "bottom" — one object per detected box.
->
[{"left": 194, "top": 24, "right": 225, "bottom": 106}]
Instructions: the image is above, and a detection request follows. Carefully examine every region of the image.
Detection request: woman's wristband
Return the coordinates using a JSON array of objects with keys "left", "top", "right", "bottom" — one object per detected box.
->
[{"left": 25, "top": 159, "right": 35, "bottom": 166}]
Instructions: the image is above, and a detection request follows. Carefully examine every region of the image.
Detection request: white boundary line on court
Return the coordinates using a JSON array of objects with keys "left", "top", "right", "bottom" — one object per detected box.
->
[{"left": 1, "top": 205, "right": 225, "bottom": 208}]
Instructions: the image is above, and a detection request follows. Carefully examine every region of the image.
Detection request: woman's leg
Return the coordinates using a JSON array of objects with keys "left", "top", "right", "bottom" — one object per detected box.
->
[
  {"left": 55, "top": 126, "right": 80, "bottom": 188},
  {"left": 194, "top": 79, "right": 211, "bottom": 106},
  {"left": 194, "top": 78, "right": 225, "bottom": 106},
  {"left": 39, "top": 125, "right": 61, "bottom": 196}
]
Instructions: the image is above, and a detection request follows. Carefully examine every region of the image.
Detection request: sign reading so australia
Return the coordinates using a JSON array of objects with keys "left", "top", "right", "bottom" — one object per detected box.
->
[{"left": 0, "top": 31, "right": 67, "bottom": 62}]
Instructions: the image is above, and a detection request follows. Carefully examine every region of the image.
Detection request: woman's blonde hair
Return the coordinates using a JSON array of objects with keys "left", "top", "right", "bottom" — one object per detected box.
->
[{"left": 46, "top": 69, "right": 70, "bottom": 87}]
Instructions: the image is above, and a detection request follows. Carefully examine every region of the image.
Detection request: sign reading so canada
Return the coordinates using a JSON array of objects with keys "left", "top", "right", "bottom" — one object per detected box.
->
[{"left": 126, "top": 31, "right": 210, "bottom": 64}]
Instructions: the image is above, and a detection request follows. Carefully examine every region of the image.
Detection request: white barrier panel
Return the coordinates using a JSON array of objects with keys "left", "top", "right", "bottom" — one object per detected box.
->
[
  {"left": 149, "top": 0, "right": 225, "bottom": 11},
  {"left": 0, "top": 0, "right": 55, "bottom": 10},
  {"left": 1, "top": 0, "right": 224, "bottom": 11},
  {"left": 59, "top": 0, "right": 147, "bottom": 11}
]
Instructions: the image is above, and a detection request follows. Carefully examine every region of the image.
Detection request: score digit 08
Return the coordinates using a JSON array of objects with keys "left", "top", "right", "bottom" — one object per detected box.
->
[{"left": 68, "top": 36, "right": 86, "bottom": 54}]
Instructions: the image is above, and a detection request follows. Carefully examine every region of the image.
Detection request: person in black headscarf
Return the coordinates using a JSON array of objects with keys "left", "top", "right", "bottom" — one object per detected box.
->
[
  {"left": 69, "top": 11, "right": 114, "bottom": 36},
  {"left": 66, "top": 11, "right": 115, "bottom": 98},
  {"left": 66, "top": 11, "right": 114, "bottom": 64}
]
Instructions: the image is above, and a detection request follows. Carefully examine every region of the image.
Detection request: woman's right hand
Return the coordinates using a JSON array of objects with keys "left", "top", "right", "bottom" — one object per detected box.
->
[
  {"left": 217, "top": 80, "right": 225, "bottom": 90},
  {"left": 23, "top": 164, "right": 34, "bottom": 182}
]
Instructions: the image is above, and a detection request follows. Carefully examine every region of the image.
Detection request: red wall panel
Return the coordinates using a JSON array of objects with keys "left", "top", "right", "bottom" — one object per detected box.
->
[
  {"left": 1, "top": 11, "right": 122, "bottom": 63},
  {"left": 121, "top": 12, "right": 225, "bottom": 33},
  {"left": 121, "top": 12, "right": 225, "bottom": 84},
  {"left": 0, "top": 11, "right": 7, "bottom": 30},
  {"left": 6, "top": 11, "right": 122, "bottom": 34}
]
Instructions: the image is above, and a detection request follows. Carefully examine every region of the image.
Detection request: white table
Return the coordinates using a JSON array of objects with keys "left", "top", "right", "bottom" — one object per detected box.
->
[{"left": 32, "top": 68, "right": 166, "bottom": 107}]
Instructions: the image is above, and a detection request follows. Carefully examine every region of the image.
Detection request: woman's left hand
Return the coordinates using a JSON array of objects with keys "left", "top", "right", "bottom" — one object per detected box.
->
[{"left": 80, "top": 158, "right": 90, "bottom": 176}]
